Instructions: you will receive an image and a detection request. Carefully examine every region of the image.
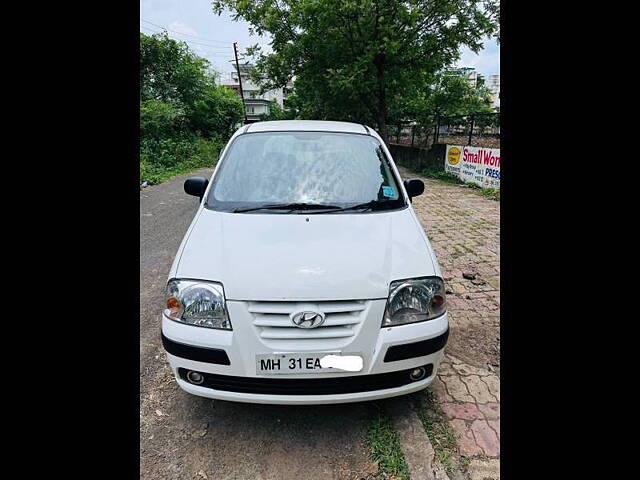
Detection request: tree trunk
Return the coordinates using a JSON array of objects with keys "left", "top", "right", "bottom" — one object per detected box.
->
[
  {"left": 374, "top": 58, "right": 388, "bottom": 144},
  {"left": 376, "top": 109, "right": 388, "bottom": 145}
]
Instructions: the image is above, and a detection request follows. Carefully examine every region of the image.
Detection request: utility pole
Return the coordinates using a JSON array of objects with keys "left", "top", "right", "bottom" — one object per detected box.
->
[{"left": 233, "top": 42, "right": 248, "bottom": 124}]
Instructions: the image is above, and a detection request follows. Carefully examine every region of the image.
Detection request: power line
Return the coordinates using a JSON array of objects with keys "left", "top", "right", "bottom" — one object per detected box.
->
[
  {"left": 140, "top": 27, "right": 234, "bottom": 57},
  {"left": 140, "top": 19, "right": 232, "bottom": 46},
  {"left": 140, "top": 18, "right": 233, "bottom": 45},
  {"left": 140, "top": 26, "right": 232, "bottom": 51}
]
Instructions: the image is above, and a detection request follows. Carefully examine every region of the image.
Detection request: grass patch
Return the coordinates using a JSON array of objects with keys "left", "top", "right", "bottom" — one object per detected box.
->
[
  {"left": 476, "top": 187, "right": 500, "bottom": 201},
  {"left": 366, "top": 405, "right": 410, "bottom": 480},
  {"left": 419, "top": 167, "right": 461, "bottom": 184},
  {"left": 419, "top": 167, "right": 500, "bottom": 201},
  {"left": 413, "top": 390, "right": 465, "bottom": 474},
  {"left": 140, "top": 160, "right": 212, "bottom": 186}
]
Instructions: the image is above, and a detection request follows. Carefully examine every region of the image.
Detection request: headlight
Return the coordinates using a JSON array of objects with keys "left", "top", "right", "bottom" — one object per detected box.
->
[
  {"left": 164, "top": 279, "right": 232, "bottom": 330},
  {"left": 382, "top": 277, "right": 446, "bottom": 327}
]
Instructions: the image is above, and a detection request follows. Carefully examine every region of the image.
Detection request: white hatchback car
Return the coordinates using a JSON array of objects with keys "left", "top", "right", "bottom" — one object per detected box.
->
[{"left": 161, "top": 120, "right": 449, "bottom": 404}]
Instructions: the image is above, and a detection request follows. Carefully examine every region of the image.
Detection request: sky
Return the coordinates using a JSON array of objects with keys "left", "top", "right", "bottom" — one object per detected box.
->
[{"left": 140, "top": 0, "right": 500, "bottom": 82}]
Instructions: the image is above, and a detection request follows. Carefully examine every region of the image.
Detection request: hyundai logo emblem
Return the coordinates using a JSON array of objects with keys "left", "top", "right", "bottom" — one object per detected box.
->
[{"left": 291, "top": 310, "right": 326, "bottom": 329}]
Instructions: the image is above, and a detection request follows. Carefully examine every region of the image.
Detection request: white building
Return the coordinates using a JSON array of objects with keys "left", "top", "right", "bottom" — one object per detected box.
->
[
  {"left": 487, "top": 74, "right": 500, "bottom": 109},
  {"left": 222, "top": 63, "right": 292, "bottom": 122}
]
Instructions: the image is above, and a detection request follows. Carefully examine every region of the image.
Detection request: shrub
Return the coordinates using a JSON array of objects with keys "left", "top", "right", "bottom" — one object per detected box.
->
[
  {"left": 140, "top": 136, "right": 223, "bottom": 184},
  {"left": 140, "top": 100, "right": 187, "bottom": 139},
  {"left": 188, "top": 85, "right": 244, "bottom": 139}
]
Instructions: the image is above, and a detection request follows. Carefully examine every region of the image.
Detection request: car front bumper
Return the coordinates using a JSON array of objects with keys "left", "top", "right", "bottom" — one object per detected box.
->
[{"left": 161, "top": 300, "right": 448, "bottom": 405}]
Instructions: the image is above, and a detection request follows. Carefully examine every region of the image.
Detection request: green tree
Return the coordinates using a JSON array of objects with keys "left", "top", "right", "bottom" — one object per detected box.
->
[
  {"left": 188, "top": 84, "right": 245, "bottom": 138},
  {"left": 213, "top": 0, "right": 498, "bottom": 143},
  {"left": 139, "top": 33, "right": 244, "bottom": 184},
  {"left": 258, "top": 99, "right": 297, "bottom": 121},
  {"left": 140, "top": 32, "right": 209, "bottom": 107},
  {"left": 420, "top": 72, "right": 494, "bottom": 122},
  {"left": 140, "top": 33, "right": 244, "bottom": 138}
]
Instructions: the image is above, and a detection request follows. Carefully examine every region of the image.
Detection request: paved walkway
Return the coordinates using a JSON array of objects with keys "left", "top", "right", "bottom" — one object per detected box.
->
[{"left": 397, "top": 166, "right": 500, "bottom": 480}]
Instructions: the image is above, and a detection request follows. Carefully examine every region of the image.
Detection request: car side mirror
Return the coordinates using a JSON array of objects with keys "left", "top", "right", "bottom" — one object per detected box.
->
[
  {"left": 404, "top": 178, "right": 425, "bottom": 201},
  {"left": 184, "top": 176, "right": 209, "bottom": 202}
]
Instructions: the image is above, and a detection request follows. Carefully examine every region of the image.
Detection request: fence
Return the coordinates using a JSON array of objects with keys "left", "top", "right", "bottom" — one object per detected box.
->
[{"left": 390, "top": 112, "right": 500, "bottom": 149}]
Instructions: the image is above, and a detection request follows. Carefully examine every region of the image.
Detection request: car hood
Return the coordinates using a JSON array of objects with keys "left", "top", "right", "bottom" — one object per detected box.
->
[{"left": 175, "top": 208, "right": 438, "bottom": 301}]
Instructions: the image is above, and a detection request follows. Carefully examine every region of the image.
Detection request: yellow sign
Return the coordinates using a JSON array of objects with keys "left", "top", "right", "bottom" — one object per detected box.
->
[{"left": 447, "top": 147, "right": 461, "bottom": 165}]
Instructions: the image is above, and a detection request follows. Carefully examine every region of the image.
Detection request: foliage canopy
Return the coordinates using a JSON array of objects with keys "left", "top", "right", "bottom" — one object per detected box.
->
[
  {"left": 139, "top": 33, "right": 244, "bottom": 184},
  {"left": 213, "top": 0, "right": 499, "bottom": 141}
]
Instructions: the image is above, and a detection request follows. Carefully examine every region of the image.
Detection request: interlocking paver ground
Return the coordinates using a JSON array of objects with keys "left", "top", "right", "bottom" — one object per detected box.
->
[
  {"left": 397, "top": 166, "right": 500, "bottom": 479},
  {"left": 400, "top": 166, "right": 500, "bottom": 372}
]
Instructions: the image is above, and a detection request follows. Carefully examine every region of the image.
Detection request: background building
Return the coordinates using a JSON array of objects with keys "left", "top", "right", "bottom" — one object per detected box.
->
[
  {"left": 222, "top": 63, "right": 292, "bottom": 122},
  {"left": 487, "top": 74, "right": 500, "bottom": 109}
]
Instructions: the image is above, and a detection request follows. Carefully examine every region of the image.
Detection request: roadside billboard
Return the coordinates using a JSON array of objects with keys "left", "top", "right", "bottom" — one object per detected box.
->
[{"left": 444, "top": 145, "right": 500, "bottom": 189}]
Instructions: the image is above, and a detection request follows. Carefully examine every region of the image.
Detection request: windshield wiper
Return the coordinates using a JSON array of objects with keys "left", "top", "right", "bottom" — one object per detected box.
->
[
  {"left": 327, "top": 200, "right": 399, "bottom": 213},
  {"left": 232, "top": 202, "right": 342, "bottom": 213}
]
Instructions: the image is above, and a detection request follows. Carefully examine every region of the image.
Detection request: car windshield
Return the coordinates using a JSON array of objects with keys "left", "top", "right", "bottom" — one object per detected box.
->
[{"left": 206, "top": 131, "right": 405, "bottom": 213}]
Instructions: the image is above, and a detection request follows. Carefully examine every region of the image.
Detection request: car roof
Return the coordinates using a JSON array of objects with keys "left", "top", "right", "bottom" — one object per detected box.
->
[{"left": 244, "top": 120, "right": 370, "bottom": 135}]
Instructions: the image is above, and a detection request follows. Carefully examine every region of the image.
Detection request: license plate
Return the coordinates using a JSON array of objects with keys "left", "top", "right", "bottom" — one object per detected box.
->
[{"left": 256, "top": 352, "right": 363, "bottom": 375}]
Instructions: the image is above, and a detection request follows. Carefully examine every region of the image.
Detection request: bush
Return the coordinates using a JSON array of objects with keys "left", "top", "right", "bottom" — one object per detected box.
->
[
  {"left": 140, "top": 136, "right": 224, "bottom": 184},
  {"left": 141, "top": 136, "right": 196, "bottom": 168},
  {"left": 188, "top": 85, "right": 244, "bottom": 139},
  {"left": 140, "top": 100, "right": 187, "bottom": 139}
]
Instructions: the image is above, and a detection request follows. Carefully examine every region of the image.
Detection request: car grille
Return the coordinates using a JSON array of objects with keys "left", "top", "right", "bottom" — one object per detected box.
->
[{"left": 247, "top": 300, "right": 370, "bottom": 349}]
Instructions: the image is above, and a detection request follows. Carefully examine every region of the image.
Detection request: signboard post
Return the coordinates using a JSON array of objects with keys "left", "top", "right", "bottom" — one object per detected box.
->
[{"left": 444, "top": 145, "right": 500, "bottom": 189}]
